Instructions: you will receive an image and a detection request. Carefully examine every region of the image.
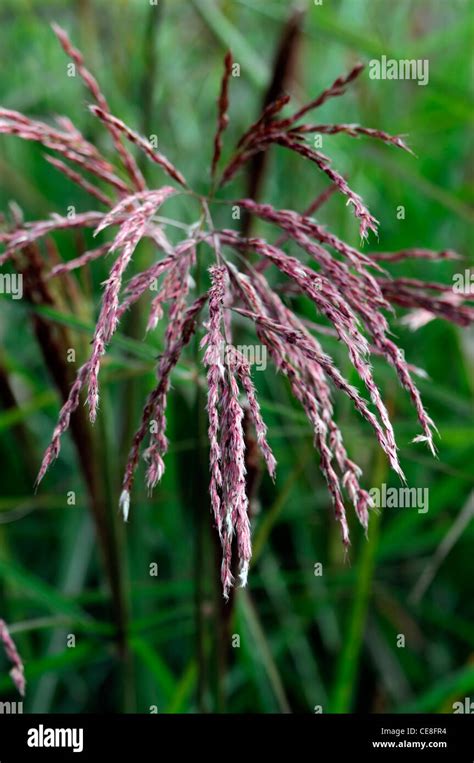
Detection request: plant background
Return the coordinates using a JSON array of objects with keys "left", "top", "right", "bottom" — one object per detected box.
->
[{"left": 0, "top": 0, "right": 473, "bottom": 713}]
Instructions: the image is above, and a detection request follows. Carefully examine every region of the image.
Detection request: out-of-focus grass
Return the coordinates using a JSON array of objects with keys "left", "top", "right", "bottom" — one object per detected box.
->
[{"left": 0, "top": 0, "right": 472, "bottom": 713}]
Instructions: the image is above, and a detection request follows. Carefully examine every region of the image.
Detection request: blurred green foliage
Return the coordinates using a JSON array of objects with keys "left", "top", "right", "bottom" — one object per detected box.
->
[{"left": 0, "top": 0, "right": 472, "bottom": 713}]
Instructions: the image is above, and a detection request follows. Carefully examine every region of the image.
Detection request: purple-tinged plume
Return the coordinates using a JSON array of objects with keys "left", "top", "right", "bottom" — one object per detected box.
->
[{"left": 1, "top": 26, "right": 471, "bottom": 599}]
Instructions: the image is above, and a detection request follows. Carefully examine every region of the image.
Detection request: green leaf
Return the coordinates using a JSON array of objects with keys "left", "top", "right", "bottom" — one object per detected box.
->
[
  {"left": 130, "top": 636, "right": 176, "bottom": 701},
  {"left": 191, "top": 0, "right": 269, "bottom": 88},
  {"left": 0, "top": 643, "right": 101, "bottom": 693},
  {"left": 0, "top": 390, "right": 56, "bottom": 431},
  {"left": 399, "top": 665, "right": 474, "bottom": 713},
  {"left": 0, "top": 556, "right": 91, "bottom": 625}
]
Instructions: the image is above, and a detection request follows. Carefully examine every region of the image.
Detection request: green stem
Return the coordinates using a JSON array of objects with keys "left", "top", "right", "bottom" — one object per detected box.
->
[
  {"left": 98, "top": 391, "right": 134, "bottom": 712},
  {"left": 329, "top": 446, "right": 388, "bottom": 713}
]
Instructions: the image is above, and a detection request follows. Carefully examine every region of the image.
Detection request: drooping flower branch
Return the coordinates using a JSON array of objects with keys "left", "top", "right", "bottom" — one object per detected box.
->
[{"left": 0, "top": 619, "right": 25, "bottom": 697}]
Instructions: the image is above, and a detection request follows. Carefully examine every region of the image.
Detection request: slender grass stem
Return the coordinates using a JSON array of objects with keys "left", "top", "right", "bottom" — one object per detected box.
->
[
  {"left": 329, "top": 446, "right": 388, "bottom": 713},
  {"left": 98, "top": 390, "right": 135, "bottom": 712}
]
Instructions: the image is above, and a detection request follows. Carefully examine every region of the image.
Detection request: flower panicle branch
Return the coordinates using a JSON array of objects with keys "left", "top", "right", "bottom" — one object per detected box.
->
[{"left": 0, "top": 619, "right": 26, "bottom": 697}]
